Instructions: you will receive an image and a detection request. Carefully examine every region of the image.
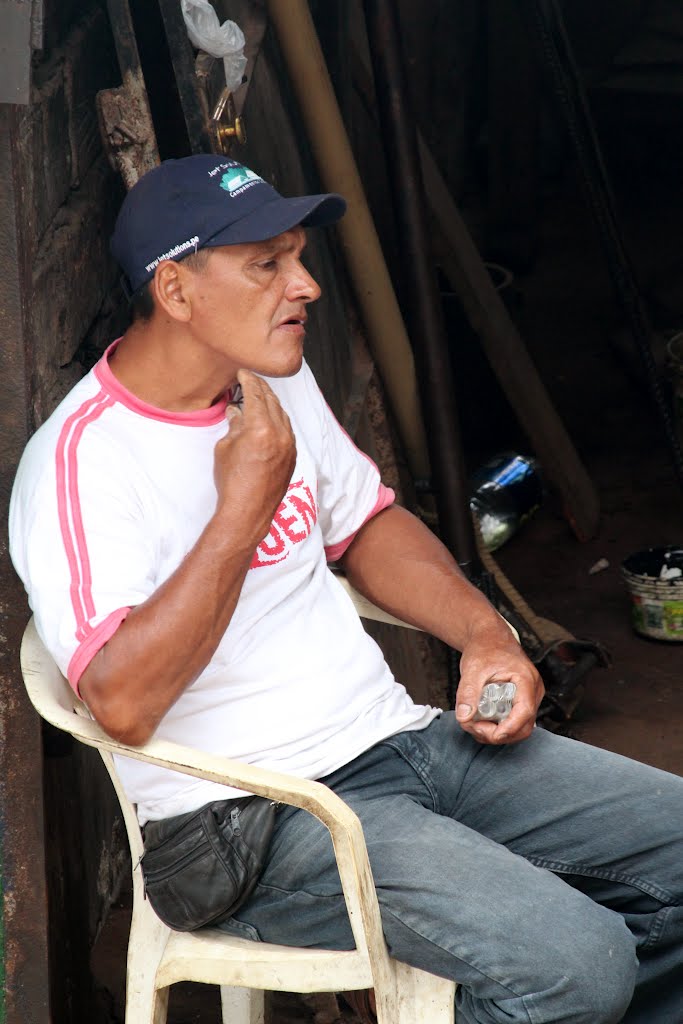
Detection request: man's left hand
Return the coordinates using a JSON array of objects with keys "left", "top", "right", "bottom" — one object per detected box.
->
[{"left": 455, "top": 625, "right": 544, "bottom": 745}]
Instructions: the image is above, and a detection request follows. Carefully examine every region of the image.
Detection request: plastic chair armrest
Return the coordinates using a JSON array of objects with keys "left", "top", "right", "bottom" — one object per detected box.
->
[{"left": 73, "top": 721, "right": 386, "bottom": 963}]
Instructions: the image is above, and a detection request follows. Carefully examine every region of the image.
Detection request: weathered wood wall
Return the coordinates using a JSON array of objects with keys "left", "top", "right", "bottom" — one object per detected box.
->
[{"left": 1, "top": 2, "right": 131, "bottom": 1021}]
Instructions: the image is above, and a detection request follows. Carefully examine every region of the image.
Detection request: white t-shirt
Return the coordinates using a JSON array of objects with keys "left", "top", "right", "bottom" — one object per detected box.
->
[{"left": 10, "top": 343, "right": 438, "bottom": 822}]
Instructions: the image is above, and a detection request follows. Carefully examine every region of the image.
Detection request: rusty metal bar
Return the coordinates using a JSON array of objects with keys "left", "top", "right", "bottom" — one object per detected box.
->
[{"left": 0, "top": 104, "right": 50, "bottom": 1024}]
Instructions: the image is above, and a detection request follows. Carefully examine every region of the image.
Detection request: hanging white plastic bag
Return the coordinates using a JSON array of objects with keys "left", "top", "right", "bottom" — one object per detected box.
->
[{"left": 181, "top": 0, "right": 247, "bottom": 94}]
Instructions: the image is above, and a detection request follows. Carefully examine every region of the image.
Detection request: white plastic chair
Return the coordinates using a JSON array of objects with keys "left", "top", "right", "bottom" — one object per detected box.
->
[{"left": 20, "top": 582, "right": 456, "bottom": 1024}]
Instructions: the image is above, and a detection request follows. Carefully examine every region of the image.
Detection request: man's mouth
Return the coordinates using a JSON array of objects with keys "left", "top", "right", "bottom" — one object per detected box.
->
[
  {"left": 276, "top": 314, "right": 307, "bottom": 334},
  {"left": 278, "top": 314, "right": 307, "bottom": 328}
]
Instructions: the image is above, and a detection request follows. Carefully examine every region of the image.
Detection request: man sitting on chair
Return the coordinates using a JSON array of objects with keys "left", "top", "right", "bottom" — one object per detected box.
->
[{"left": 9, "top": 155, "right": 683, "bottom": 1024}]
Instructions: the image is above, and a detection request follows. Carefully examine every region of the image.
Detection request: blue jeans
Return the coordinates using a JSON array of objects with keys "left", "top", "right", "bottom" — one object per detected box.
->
[{"left": 221, "top": 714, "right": 683, "bottom": 1023}]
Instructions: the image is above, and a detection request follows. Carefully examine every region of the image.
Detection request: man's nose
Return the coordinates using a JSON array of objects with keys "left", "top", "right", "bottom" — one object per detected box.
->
[{"left": 286, "top": 262, "right": 321, "bottom": 303}]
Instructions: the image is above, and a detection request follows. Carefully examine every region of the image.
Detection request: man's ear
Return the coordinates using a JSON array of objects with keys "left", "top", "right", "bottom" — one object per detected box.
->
[{"left": 151, "top": 261, "right": 193, "bottom": 322}]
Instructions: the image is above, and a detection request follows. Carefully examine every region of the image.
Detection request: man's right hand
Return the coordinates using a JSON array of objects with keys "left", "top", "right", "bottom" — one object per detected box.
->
[{"left": 213, "top": 369, "right": 297, "bottom": 547}]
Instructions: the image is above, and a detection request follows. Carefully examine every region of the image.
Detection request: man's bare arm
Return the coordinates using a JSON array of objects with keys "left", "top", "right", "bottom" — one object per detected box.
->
[
  {"left": 339, "top": 505, "right": 543, "bottom": 745},
  {"left": 79, "top": 371, "right": 296, "bottom": 746}
]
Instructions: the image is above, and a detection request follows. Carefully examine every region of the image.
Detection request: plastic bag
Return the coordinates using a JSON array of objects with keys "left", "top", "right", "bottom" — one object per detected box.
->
[{"left": 181, "top": 0, "right": 247, "bottom": 93}]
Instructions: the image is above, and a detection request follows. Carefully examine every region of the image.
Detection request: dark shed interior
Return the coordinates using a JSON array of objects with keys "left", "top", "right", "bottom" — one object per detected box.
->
[{"left": 0, "top": 1, "right": 681, "bottom": 1020}]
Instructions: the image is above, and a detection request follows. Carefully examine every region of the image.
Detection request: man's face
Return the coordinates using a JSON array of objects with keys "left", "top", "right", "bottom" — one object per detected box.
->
[{"left": 185, "top": 226, "right": 321, "bottom": 381}]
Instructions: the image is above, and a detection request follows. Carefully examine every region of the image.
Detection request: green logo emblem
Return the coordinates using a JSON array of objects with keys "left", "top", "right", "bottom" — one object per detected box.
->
[{"left": 219, "top": 166, "right": 263, "bottom": 194}]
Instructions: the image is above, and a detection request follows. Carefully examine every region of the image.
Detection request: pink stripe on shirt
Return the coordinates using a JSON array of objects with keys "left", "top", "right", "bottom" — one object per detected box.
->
[
  {"left": 318, "top": 388, "right": 395, "bottom": 560},
  {"left": 321, "top": 390, "right": 383, "bottom": 472},
  {"left": 55, "top": 391, "right": 115, "bottom": 642}
]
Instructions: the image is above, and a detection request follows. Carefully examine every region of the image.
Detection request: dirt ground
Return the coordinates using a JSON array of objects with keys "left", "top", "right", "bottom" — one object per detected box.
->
[{"left": 90, "top": 108, "right": 683, "bottom": 1024}]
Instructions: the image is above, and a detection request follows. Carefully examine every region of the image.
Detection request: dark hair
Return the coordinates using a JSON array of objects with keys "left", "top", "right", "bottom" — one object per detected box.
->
[{"left": 130, "top": 248, "right": 211, "bottom": 323}]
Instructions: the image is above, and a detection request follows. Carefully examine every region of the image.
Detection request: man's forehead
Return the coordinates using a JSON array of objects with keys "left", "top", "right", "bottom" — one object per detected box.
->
[
  {"left": 256, "top": 226, "right": 307, "bottom": 251},
  {"left": 203, "top": 226, "right": 306, "bottom": 264}
]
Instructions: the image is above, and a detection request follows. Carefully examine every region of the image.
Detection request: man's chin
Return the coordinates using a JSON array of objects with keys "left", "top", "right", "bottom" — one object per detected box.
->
[{"left": 263, "top": 353, "right": 304, "bottom": 379}]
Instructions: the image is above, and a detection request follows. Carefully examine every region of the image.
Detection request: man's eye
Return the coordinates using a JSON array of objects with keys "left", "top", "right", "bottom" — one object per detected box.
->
[{"left": 258, "top": 259, "right": 277, "bottom": 271}]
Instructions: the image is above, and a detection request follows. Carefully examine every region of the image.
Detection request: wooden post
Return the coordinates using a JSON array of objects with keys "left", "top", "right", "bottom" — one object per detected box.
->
[{"left": 0, "top": 104, "right": 51, "bottom": 1024}]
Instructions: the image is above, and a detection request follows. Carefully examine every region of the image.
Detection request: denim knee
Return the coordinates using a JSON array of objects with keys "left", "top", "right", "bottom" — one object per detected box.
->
[
  {"left": 456, "top": 910, "right": 637, "bottom": 1024},
  {"left": 542, "top": 912, "right": 637, "bottom": 1024}
]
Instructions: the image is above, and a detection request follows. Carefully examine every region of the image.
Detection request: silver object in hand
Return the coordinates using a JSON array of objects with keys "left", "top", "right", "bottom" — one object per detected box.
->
[{"left": 472, "top": 681, "right": 517, "bottom": 723}]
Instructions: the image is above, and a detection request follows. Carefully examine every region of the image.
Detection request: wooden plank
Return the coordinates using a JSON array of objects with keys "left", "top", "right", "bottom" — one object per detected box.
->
[
  {"left": 98, "top": 0, "right": 159, "bottom": 189},
  {"left": 0, "top": 104, "right": 50, "bottom": 1024}
]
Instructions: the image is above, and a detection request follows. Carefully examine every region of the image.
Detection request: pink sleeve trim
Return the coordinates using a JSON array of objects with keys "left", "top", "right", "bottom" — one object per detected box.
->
[
  {"left": 324, "top": 484, "right": 395, "bottom": 563},
  {"left": 67, "top": 606, "right": 132, "bottom": 694}
]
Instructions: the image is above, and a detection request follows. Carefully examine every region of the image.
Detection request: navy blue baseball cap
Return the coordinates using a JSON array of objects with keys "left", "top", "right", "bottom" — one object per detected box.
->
[{"left": 111, "top": 155, "right": 347, "bottom": 296}]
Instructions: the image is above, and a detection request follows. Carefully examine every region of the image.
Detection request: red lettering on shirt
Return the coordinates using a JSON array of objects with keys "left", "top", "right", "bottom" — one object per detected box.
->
[
  {"left": 273, "top": 505, "right": 307, "bottom": 543},
  {"left": 258, "top": 524, "right": 286, "bottom": 557},
  {"left": 250, "top": 478, "right": 319, "bottom": 569},
  {"left": 287, "top": 483, "right": 317, "bottom": 532}
]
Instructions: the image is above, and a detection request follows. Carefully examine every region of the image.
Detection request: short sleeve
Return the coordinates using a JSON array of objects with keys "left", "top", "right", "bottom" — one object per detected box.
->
[
  {"left": 10, "top": 432, "right": 157, "bottom": 691},
  {"left": 294, "top": 364, "right": 395, "bottom": 561}
]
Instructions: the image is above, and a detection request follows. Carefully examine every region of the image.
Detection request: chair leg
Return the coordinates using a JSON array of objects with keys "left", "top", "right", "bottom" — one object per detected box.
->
[
  {"left": 391, "top": 961, "right": 456, "bottom": 1023},
  {"left": 124, "top": 911, "right": 172, "bottom": 1024},
  {"left": 125, "top": 978, "right": 169, "bottom": 1024},
  {"left": 220, "top": 985, "right": 265, "bottom": 1024}
]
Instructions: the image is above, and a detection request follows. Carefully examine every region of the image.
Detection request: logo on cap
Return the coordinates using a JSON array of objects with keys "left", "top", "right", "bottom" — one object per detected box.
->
[{"left": 219, "top": 166, "right": 264, "bottom": 197}]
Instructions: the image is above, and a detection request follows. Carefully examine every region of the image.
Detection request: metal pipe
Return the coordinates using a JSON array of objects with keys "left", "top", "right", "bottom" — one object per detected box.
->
[{"left": 362, "top": 0, "right": 480, "bottom": 571}]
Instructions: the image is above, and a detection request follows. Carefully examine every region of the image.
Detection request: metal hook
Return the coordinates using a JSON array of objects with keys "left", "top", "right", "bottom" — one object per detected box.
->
[{"left": 210, "top": 87, "right": 246, "bottom": 153}]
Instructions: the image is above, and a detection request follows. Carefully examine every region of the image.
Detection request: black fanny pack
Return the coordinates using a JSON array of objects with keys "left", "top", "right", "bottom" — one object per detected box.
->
[{"left": 141, "top": 795, "right": 278, "bottom": 932}]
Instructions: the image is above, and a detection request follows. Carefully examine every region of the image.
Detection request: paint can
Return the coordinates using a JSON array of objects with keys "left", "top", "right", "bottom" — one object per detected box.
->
[{"left": 621, "top": 546, "right": 683, "bottom": 641}]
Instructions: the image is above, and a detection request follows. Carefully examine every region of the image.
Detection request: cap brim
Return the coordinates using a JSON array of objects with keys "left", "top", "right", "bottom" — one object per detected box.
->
[{"left": 204, "top": 193, "right": 346, "bottom": 247}]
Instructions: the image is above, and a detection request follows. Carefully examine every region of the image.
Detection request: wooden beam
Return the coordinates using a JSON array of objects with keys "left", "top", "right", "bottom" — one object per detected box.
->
[{"left": 0, "top": 104, "right": 50, "bottom": 1024}]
